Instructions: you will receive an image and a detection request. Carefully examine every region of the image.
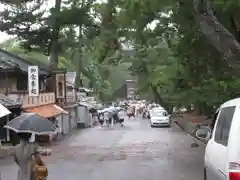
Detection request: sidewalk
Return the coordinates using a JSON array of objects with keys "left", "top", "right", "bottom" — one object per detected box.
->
[{"left": 173, "top": 113, "right": 212, "bottom": 139}]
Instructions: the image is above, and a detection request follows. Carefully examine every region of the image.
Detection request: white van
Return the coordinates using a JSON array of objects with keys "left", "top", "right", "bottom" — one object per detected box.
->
[{"left": 196, "top": 98, "right": 240, "bottom": 180}]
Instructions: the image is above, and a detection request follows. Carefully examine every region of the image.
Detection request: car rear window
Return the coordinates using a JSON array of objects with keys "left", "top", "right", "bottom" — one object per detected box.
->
[{"left": 152, "top": 111, "right": 168, "bottom": 117}]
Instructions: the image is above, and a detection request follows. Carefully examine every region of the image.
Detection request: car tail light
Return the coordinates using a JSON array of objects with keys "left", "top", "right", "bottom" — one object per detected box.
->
[{"left": 229, "top": 162, "right": 240, "bottom": 180}]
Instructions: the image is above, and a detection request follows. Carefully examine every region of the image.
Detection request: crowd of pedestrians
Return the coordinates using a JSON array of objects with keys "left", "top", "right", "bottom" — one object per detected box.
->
[
  {"left": 97, "top": 108, "right": 125, "bottom": 128},
  {"left": 96, "top": 100, "right": 148, "bottom": 128}
]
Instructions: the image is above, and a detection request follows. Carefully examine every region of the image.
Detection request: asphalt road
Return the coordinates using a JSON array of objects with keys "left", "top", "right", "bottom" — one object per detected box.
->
[{"left": 0, "top": 117, "right": 205, "bottom": 180}]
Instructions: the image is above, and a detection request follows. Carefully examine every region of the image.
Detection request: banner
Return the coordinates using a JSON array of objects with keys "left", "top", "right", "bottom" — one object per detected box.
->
[{"left": 28, "top": 66, "right": 39, "bottom": 96}]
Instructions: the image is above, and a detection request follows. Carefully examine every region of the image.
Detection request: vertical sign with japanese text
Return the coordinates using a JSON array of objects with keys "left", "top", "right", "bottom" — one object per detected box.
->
[{"left": 28, "top": 66, "right": 39, "bottom": 96}]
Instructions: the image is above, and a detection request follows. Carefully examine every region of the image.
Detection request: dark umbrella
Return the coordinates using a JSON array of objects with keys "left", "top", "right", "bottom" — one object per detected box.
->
[{"left": 4, "top": 113, "right": 55, "bottom": 135}]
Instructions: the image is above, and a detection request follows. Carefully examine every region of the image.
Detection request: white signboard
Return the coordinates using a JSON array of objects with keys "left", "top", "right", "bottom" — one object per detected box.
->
[{"left": 28, "top": 66, "right": 39, "bottom": 96}]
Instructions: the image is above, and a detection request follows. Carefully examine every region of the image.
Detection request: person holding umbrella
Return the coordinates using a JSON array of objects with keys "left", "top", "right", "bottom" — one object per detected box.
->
[
  {"left": 4, "top": 113, "right": 54, "bottom": 180},
  {"left": 13, "top": 133, "right": 42, "bottom": 180}
]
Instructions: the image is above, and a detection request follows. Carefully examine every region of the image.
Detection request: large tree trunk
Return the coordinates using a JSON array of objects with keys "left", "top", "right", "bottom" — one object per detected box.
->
[
  {"left": 75, "top": 54, "right": 82, "bottom": 88},
  {"left": 47, "top": 0, "right": 62, "bottom": 92},
  {"left": 75, "top": 24, "right": 83, "bottom": 88},
  {"left": 193, "top": 0, "right": 240, "bottom": 67},
  {"left": 150, "top": 84, "right": 171, "bottom": 112},
  {"left": 193, "top": 102, "right": 201, "bottom": 115},
  {"left": 98, "top": 0, "right": 117, "bottom": 63},
  {"left": 75, "top": 0, "right": 85, "bottom": 88},
  {"left": 50, "top": 0, "right": 61, "bottom": 69}
]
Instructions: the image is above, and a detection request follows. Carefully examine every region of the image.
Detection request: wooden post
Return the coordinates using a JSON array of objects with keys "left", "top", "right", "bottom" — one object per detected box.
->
[
  {"left": 63, "top": 73, "right": 67, "bottom": 104},
  {"left": 6, "top": 115, "right": 10, "bottom": 142},
  {"left": 5, "top": 71, "right": 8, "bottom": 95}
]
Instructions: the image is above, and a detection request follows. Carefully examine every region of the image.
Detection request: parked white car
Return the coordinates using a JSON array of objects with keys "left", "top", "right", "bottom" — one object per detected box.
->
[
  {"left": 149, "top": 109, "right": 171, "bottom": 127},
  {"left": 146, "top": 104, "right": 163, "bottom": 118},
  {"left": 151, "top": 107, "right": 165, "bottom": 111},
  {"left": 196, "top": 97, "right": 240, "bottom": 180}
]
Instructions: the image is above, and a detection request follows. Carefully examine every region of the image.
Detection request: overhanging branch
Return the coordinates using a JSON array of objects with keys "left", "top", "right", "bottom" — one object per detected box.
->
[{"left": 193, "top": 0, "right": 240, "bottom": 68}]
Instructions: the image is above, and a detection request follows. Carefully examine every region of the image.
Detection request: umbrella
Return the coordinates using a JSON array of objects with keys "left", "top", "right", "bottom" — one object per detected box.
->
[
  {"left": 4, "top": 113, "right": 55, "bottom": 135},
  {"left": 115, "top": 107, "right": 122, "bottom": 111},
  {"left": 0, "top": 104, "right": 11, "bottom": 118},
  {"left": 100, "top": 107, "right": 111, "bottom": 113},
  {"left": 108, "top": 106, "right": 116, "bottom": 112}
]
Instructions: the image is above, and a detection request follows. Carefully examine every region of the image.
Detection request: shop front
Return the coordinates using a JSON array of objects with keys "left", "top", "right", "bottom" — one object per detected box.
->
[
  {"left": 25, "top": 103, "right": 68, "bottom": 142},
  {"left": 0, "top": 94, "right": 22, "bottom": 145}
]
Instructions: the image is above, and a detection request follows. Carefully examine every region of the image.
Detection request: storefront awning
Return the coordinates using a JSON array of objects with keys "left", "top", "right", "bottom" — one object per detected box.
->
[{"left": 26, "top": 104, "right": 69, "bottom": 118}]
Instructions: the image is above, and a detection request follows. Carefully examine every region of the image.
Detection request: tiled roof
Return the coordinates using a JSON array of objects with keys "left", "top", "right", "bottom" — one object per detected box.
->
[
  {"left": 0, "top": 94, "right": 22, "bottom": 108},
  {"left": 0, "top": 57, "right": 21, "bottom": 70},
  {"left": 0, "top": 49, "right": 50, "bottom": 75}
]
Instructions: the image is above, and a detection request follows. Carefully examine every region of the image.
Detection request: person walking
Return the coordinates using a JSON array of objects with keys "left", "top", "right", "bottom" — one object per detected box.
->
[
  {"left": 118, "top": 109, "right": 125, "bottom": 127},
  {"left": 13, "top": 133, "right": 49, "bottom": 180},
  {"left": 107, "top": 111, "right": 113, "bottom": 128},
  {"left": 13, "top": 133, "right": 39, "bottom": 180},
  {"left": 142, "top": 105, "right": 147, "bottom": 119},
  {"left": 99, "top": 113, "right": 104, "bottom": 127},
  {"left": 3, "top": 113, "right": 54, "bottom": 180},
  {"left": 112, "top": 111, "right": 119, "bottom": 125},
  {"left": 103, "top": 112, "right": 109, "bottom": 128},
  {"left": 132, "top": 106, "right": 136, "bottom": 118}
]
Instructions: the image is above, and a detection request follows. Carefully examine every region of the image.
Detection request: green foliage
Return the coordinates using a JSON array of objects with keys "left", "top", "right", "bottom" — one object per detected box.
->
[
  {"left": 0, "top": 1, "right": 52, "bottom": 54},
  {"left": 115, "top": 0, "right": 240, "bottom": 114},
  {"left": 1, "top": 39, "right": 75, "bottom": 70},
  {"left": 169, "top": 0, "right": 240, "bottom": 113},
  {"left": 3, "top": 0, "right": 240, "bottom": 112},
  {"left": 0, "top": 0, "right": 123, "bottom": 99}
]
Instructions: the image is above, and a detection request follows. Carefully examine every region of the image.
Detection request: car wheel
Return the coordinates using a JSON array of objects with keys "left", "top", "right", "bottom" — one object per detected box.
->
[{"left": 204, "top": 168, "right": 207, "bottom": 180}]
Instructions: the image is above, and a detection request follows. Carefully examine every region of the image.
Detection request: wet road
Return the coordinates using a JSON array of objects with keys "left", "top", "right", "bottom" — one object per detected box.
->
[{"left": 0, "top": 118, "right": 205, "bottom": 180}]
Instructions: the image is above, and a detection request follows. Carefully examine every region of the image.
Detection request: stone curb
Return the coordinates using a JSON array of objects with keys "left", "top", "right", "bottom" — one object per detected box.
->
[{"left": 174, "top": 121, "right": 206, "bottom": 146}]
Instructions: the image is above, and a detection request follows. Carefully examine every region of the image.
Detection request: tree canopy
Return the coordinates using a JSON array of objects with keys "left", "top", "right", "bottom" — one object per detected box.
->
[{"left": 1, "top": 0, "right": 240, "bottom": 110}]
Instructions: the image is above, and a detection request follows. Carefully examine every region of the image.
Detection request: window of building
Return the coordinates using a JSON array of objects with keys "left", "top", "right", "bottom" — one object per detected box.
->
[
  {"left": 0, "top": 76, "right": 6, "bottom": 88},
  {"left": 58, "top": 82, "right": 63, "bottom": 97},
  {"left": 17, "top": 77, "right": 27, "bottom": 90}
]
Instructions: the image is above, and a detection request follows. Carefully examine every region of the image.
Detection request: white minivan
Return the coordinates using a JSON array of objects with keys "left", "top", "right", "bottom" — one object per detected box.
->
[{"left": 196, "top": 98, "right": 240, "bottom": 180}]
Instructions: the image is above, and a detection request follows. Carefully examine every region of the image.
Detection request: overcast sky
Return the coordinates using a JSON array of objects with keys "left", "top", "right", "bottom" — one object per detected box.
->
[
  {"left": 0, "top": 0, "right": 108, "bottom": 43},
  {"left": 0, "top": 0, "right": 55, "bottom": 42},
  {"left": 0, "top": 0, "right": 162, "bottom": 43},
  {"left": 0, "top": 2, "right": 11, "bottom": 42}
]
